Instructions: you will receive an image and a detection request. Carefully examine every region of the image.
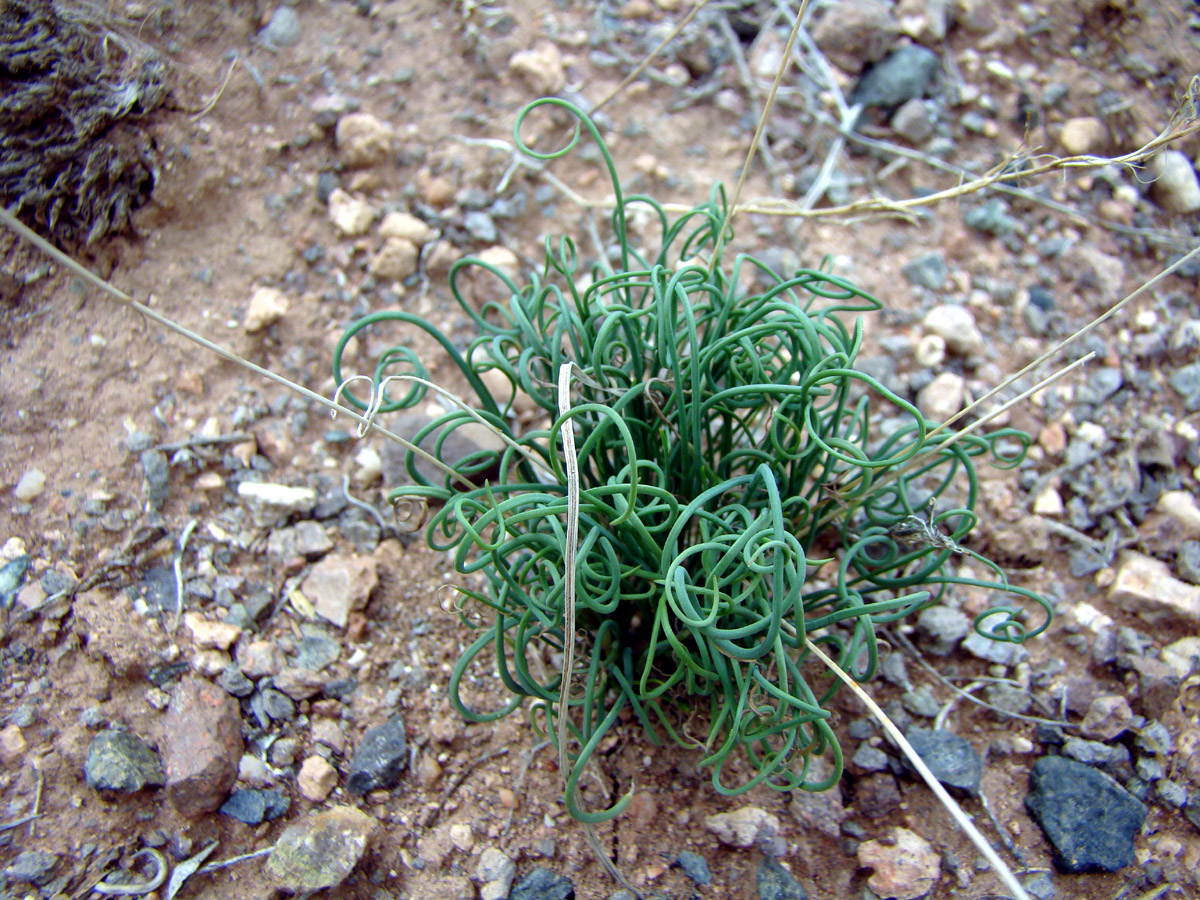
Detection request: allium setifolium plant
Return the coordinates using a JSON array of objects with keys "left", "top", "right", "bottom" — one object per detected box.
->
[{"left": 333, "top": 98, "right": 1051, "bottom": 821}]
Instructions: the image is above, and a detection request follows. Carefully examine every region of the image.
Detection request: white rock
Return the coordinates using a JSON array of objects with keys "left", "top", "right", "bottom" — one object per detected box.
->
[
  {"left": 914, "top": 334, "right": 946, "bottom": 368},
  {"left": 301, "top": 553, "right": 379, "bottom": 629},
  {"left": 508, "top": 42, "right": 565, "bottom": 95},
  {"left": 1032, "top": 486, "right": 1064, "bottom": 516},
  {"left": 379, "top": 212, "right": 436, "bottom": 246},
  {"left": 369, "top": 237, "right": 419, "bottom": 281},
  {"left": 13, "top": 469, "right": 45, "bottom": 501},
  {"left": 917, "top": 372, "right": 966, "bottom": 422},
  {"left": 335, "top": 112, "right": 395, "bottom": 168},
  {"left": 1109, "top": 550, "right": 1200, "bottom": 624},
  {"left": 703, "top": 806, "right": 782, "bottom": 848},
  {"left": 1156, "top": 490, "right": 1200, "bottom": 539},
  {"left": 0, "top": 537, "right": 27, "bottom": 562},
  {"left": 1161, "top": 637, "right": 1200, "bottom": 678},
  {"left": 354, "top": 446, "right": 383, "bottom": 486},
  {"left": 922, "top": 304, "right": 983, "bottom": 355},
  {"left": 328, "top": 189, "right": 374, "bottom": 237},
  {"left": 858, "top": 827, "right": 940, "bottom": 900},
  {"left": 474, "top": 848, "right": 516, "bottom": 891},
  {"left": 476, "top": 246, "right": 520, "bottom": 281},
  {"left": 243, "top": 286, "right": 289, "bottom": 333},
  {"left": 237, "top": 482, "right": 318, "bottom": 512},
  {"left": 1148, "top": 150, "right": 1200, "bottom": 215}
]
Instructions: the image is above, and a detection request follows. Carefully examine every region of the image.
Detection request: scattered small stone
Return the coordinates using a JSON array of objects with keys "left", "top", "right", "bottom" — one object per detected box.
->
[
  {"left": 13, "top": 468, "right": 46, "bottom": 501},
  {"left": 857, "top": 826, "right": 940, "bottom": 900},
  {"left": 346, "top": 714, "right": 407, "bottom": 793},
  {"left": 851, "top": 45, "right": 940, "bottom": 109},
  {"left": 275, "top": 667, "right": 326, "bottom": 700},
  {"left": 704, "top": 806, "right": 783, "bottom": 849},
  {"left": 810, "top": 0, "right": 897, "bottom": 71},
  {"left": 1058, "top": 117, "right": 1107, "bottom": 155},
  {"left": 298, "top": 755, "right": 339, "bottom": 801},
  {"left": 311, "top": 718, "right": 346, "bottom": 754},
  {"left": 788, "top": 757, "right": 844, "bottom": 839},
  {"left": 962, "top": 628, "right": 1029, "bottom": 665},
  {"left": 1157, "top": 491, "right": 1200, "bottom": 539},
  {"left": 5, "top": 850, "right": 59, "bottom": 886},
  {"left": 237, "top": 482, "right": 318, "bottom": 523},
  {"left": 914, "top": 334, "right": 945, "bottom": 368},
  {"left": 1170, "top": 362, "right": 1200, "bottom": 411},
  {"left": 1147, "top": 150, "right": 1200, "bottom": 215},
  {"left": 857, "top": 772, "right": 902, "bottom": 818},
  {"left": 238, "top": 641, "right": 285, "bottom": 679},
  {"left": 923, "top": 304, "right": 983, "bottom": 355},
  {"left": 369, "top": 237, "right": 419, "bottom": 281},
  {"left": 915, "top": 605, "right": 969, "bottom": 655},
  {"left": 963, "top": 198, "right": 1021, "bottom": 236},
  {"left": 903, "top": 728, "right": 982, "bottom": 797},
  {"left": 379, "top": 211, "right": 437, "bottom": 245},
  {"left": 509, "top": 42, "right": 566, "bottom": 95},
  {"left": 476, "top": 847, "right": 516, "bottom": 900},
  {"left": 259, "top": 688, "right": 296, "bottom": 721},
  {"left": 268, "top": 521, "right": 333, "bottom": 562},
  {"left": 163, "top": 678, "right": 243, "bottom": 817},
  {"left": 901, "top": 686, "right": 939, "bottom": 718},
  {"left": 917, "top": 372, "right": 965, "bottom": 421},
  {"left": 891, "top": 97, "right": 935, "bottom": 143},
  {"left": 301, "top": 552, "right": 378, "bottom": 629},
  {"left": 1156, "top": 778, "right": 1188, "bottom": 808},
  {"left": 267, "top": 806, "right": 379, "bottom": 892},
  {"left": 84, "top": 729, "right": 165, "bottom": 792},
  {"left": 221, "top": 788, "right": 289, "bottom": 825},
  {"left": 852, "top": 743, "right": 891, "bottom": 772},
  {"left": 335, "top": 113, "right": 394, "bottom": 168},
  {"left": 269, "top": 737, "right": 300, "bottom": 768},
  {"left": 510, "top": 867, "right": 575, "bottom": 900},
  {"left": 295, "top": 628, "right": 342, "bottom": 671},
  {"left": 757, "top": 856, "right": 808, "bottom": 900},
  {"left": 327, "top": 189, "right": 374, "bottom": 237},
  {"left": 675, "top": 851, "right": 712, "bottom": 886},
  {"left": 1080, "top": 693, "right": 1133, "bottom": 740},
  {"left": 902, "top": 252, "right": 947, "bottom": 290},
  {"left": 1109, "top": 550, "right": 1200, "bottom": 624},
  {"left": 464, "top": 210, "right": 499, "bottom": 243},
  {"left": 260, "top": 5, "right": 301, "bottom": 47},
  {"left": 0, "top": 723, "right": 24, "bottom": 766},
  {"left": 1026, "top": 755, "right": 1146, "bottom": 873},
  {"left": 243, "top": 286, "right": 289, "bottom": 333},
  {"left": 184, "top": 613, "right": 242, "bottom": 651},
  {"left": 239, "top": 754, "right": 272, "bottom": 787}
]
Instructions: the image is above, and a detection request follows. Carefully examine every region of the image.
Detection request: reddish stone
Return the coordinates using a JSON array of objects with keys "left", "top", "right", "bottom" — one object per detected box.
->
[{"left": 164, "top": 678, "right": 243, "bottom": 817}]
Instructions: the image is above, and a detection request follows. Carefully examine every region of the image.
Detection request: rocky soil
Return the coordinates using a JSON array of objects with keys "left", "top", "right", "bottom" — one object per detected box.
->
[{"left": 1, "top": 1, "right": 1200, "bottom": 899}]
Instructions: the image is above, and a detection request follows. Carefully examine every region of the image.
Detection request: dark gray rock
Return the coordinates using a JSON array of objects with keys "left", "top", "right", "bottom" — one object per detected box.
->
[
  {"left": 1156, "top": 778, "right": 1188, "bottom": 808},
  {"left": 964, "top": 199, "right": 1021, "bottom": 236},
  {"left": 901, "top": 251, "right": 947, "bottom": 290},
  {"left": 221, "top": 788, "right": 291, "bottom": 825},
  {"left": 464, "top": 210, "right": 498, "bottom": 243},
  {"left": 347, "top": 714, "right": 407, "bottom": 794},
  {"left": 260, "top": 688, "right": 296, "bottom": 721},
  {"left": 295, "top": 628, "right": 341, "bottom": 671},
  {"left": 5, "top": 850, "right": 59, "bottom": 886},
  {"left": 84, "top": 730, "right": 166, "bottom": 792},
  {"left": 217, "top": 665, "right": 255, "bottom": 698},
  {"left": 1025, "top": 755, "right": 1146, "bottom": 873},
  {"left": 675, "top": 851, "right": 712, "bottom": 886},
  {"left": 510, "top": 867, "right": 574, "bottom": 900},
  {"left": 1186, "top": 790, "right": 1200, "bottom": 833},
  {"left": 0, "top": 555, "right": 28, "bottom": 609},
  {"left": 757, "top": 856, "right": 807, "bottom": 900},
  {"left": 852, "top": 45, "right": 940, "bottom": 109},
  {"left": 140, "top": 450, "right": 170, "bottom": 511},
  {"left": 903, "top": 728, "right": 982, "bottom": 797},
  {"left": 1089, "top": 367, "right": 1123, "bottom": 402}
]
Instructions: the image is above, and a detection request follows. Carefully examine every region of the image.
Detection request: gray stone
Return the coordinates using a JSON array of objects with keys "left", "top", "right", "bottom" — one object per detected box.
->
[
  {"left": 84, "top": 730, "right": 165, "bottom": 792},
  {"left": 381, "top": 411, "right": 506, "bottom": 487},
  {"left": 1177, "top": 541, "right": 1200, "bottom": 585},
  {"left": 903, "top": 728, "right": 982, "bottom": 797},
  {"left": 295, "top": 628, "right": 341, "bottom": 671},
  {"left": 464, "top": 211, "right": 498, "bottom": 243},
  {"left": 675, "top": 851, "right": 711, "bottom": 886},
  {"left": 852, "top": 743, "right": 890, "bottom": 772},
  {"left": 260, "top": 688, "right": 296, "bottom": 721},
  {"left": 1148, "top": 150, "right": 1200, "bottom": 214},
  {"left": 1156, "top": 778, "right": 1188, "bottom": 808},
  {"left": 851, "top": 45, "right": 940, "bottom": 109},
  {"left": 962, "top": 628, "right": 1028, "bottom": 665},
  {"left": 1025, "top": 755, "right": 1146, "bottom": 873},
  {"left": 347, "top": 714, "right": 407, "bottom": 793},
  {"left": 891, "top": 98, "right": 935, "bottom": 143},
  {"left": 902, "top": 251, "right": 947, "bottom": 290},
  {"left": 964, "top": 199, "right": 1021, "bottom": 236},
  {"left": 260, "top": 6, "right": 301, "bottom": 48},
  {"left": 217, "top": 665, "right": 255, "bottom": 698},
  {"left": 510, "top": 867, "right": 574, "bottom": 900},
  {"left": 1170, "top": 363, "right": 1200, "bottom": 411},
  {"left": 1135, "top": 720, "right": 1172, "bottom": 756},
  {"left": 0, "top": 555, "right": 29, "bottom": 609},
  {"left": 916, "top": 605, "right": 969, "bottom": 655},
  {"left": 222, "top": 788, "right": 291, "bottom": 824},
  {"left": 1088, "top": 367, "right": 1123, "bottom": 402},
  {"left": 140, "top": 450, "right": 170, "bottom": 511},
  {"left": 757, "top": 856, "right": 807, "bottom": 900},
  {"left": 5, "top": 850, "right": 59, "bottom": 886},
  {"left": 901, "top": 686, "right": 940, "bottom": 718}
]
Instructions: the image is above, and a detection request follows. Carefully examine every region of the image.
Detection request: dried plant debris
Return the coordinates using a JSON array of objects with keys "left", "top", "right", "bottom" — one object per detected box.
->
[{"left": 0, "top": 0, "right": 170, "bottom": 245}]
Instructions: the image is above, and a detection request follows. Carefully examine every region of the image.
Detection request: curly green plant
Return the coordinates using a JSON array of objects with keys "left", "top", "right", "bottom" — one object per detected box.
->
[{"left": 333, "top": 98, "right": 1051, "bottom": 822}]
